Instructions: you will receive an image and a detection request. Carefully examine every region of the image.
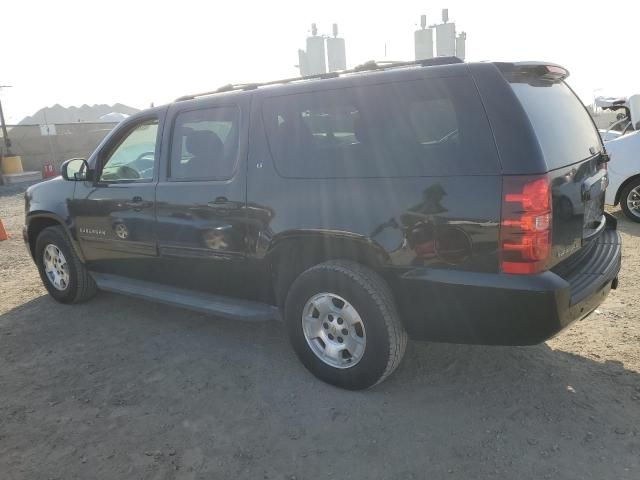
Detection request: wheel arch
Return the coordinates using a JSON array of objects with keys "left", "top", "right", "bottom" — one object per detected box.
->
[
  {"left": 614, "top": 173, "right": 640, "bottom": 205},
  {"left": 266, "top": 230, "right": 391, "bottom": 308},
  {"left": 26, "top": 213, "right": 85, "bottom": 263}
]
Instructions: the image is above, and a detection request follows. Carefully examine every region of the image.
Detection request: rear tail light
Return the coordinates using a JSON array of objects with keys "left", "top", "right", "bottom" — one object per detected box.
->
[{"left": 500, "top": 175, "right": 552, "bottom": 274}]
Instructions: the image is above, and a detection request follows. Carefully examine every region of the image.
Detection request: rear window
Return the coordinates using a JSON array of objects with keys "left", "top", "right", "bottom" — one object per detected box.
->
[
  {"left": 262, "top": 76, "right": 499, "bottom": 178},
  {"left": 508, "top": 79, "right": 601, "bottom": 170}
]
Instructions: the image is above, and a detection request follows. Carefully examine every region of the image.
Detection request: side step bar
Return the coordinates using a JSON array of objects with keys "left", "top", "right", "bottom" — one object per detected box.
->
[{"left": 92, "top": 273, "right": 280, "bottom": 322}]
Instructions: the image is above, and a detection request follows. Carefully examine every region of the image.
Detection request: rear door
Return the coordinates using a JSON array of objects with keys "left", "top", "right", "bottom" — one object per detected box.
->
[
  {"left": 503, "top": 66, "right": 607, "bottom": 264},
  {"left": 154, "top": 97, "right": 249, "bottom": 296}
]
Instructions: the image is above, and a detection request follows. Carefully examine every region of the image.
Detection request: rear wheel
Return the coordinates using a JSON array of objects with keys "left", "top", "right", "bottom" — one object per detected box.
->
[
  {"left": 284, "top": 260, "right": 407, "bottom": 390},
  {"left": 35, "top": 225, "right": 97, "bottom": 303},
  {"left": 620, "top": 178, "right": 640, "bottom": 223}
]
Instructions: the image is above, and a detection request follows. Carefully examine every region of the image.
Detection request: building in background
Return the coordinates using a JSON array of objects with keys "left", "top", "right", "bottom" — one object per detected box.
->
[
  {"left": 305, "top": 24, "right": 327, "bottom": 75},
  {"left": 298, "top": 10, "right": 465, "bottom": 76},
  {"left": 19, "top": 103, "right": 139, "bottom": 125},
  {"left": 456, "top": 32, "right": 467, "bottom": 60},
  {"left": 415, "top": 9, "right": 466, "bottom": 61},
  {"left": 326, "top": 24, "right": 347, "bottom": 72},
  {"left": 297, "top": 24, "right": 347, "bottom": 76},
  {"left": 0, "top": 102, "right": 139, "bottom": 182},
  {"left": 414, "top": 15, "right": 434, "bottom": 60}
]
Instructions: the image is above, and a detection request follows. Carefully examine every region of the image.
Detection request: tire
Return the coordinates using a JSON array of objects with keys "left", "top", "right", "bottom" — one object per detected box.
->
[
  {"left": 35, "top": 225, "right": 97, "bottom": 304},
  {"left": 284, "top": 260, "right": 407, "bottom": 390},
  {"left": 620, "top": 178, "right": 640, "bottom": 223}
]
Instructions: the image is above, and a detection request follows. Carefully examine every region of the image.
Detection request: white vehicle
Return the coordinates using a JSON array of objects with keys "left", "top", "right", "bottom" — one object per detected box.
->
[
  {"left": 596, "top": 95, "right": 640, "bottom": 222},
  {"left": 596, "top": 94, "right": 640, "bottom": 137},
  {"left": 605, "top": 130, "right": 640, "bottom": 222}
]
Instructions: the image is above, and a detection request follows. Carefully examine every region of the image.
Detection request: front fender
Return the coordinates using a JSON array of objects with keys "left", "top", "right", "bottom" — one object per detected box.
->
[
  {"left": 25, "top": 212, "right": 86, "bottom": 263},
  {"left": 25, "top": 177, "right": 85, "bottom": 262}
]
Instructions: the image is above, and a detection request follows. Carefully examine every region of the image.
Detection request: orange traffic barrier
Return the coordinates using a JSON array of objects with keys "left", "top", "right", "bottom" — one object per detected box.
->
[{"left": 0, "top": 219, "right": 9, "bottom": 241}]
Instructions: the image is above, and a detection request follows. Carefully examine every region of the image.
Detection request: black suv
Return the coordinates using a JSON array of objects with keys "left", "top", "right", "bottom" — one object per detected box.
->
[{"left": 24, "top": 58, "right": 621, "bottom": 389}]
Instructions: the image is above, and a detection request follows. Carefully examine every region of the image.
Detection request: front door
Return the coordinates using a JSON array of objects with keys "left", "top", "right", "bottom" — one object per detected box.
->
[
  {"left": 154, "top": 100, "right": 249, "bottom": 296},
  {"left": 70, "top": 114, "right": 163, "bottom": 278}
]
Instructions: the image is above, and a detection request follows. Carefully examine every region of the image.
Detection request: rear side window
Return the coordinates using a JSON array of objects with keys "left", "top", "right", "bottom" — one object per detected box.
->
[
  {"left": 170, "top": 106, "right": 240, "bottom": 180},
  {"left": 508, "top": 79, "right": 601, "bottom": 170},
  {"left": 262, "top": 75, "right": 499, "bottom": 178}
]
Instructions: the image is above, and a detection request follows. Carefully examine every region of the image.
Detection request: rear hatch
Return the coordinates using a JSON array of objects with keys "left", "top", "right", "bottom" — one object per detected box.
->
[{"left": 501, "top": 63, "right": 608, "bottom": 268}]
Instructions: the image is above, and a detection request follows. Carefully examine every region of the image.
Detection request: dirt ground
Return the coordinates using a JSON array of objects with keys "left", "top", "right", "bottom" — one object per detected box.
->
[{"left": 1, "top": 184, "right": 639, "bottom": 480}]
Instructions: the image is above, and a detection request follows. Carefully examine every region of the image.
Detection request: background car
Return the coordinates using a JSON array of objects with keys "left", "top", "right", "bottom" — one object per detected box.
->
[{"left": 604, "top": 129, "right": 640, "bottom": 222}]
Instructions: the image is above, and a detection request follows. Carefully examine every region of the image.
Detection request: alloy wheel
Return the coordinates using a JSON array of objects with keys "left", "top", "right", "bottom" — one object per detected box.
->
[
  {"left": 301, "top": 293, "right": 367, "bottom": 369},
  {"left": 43, "top": 244, "right": 70, "bottom": 291},
  {"left": 626, "top": 186, "right": 640, "bottom": 219}
]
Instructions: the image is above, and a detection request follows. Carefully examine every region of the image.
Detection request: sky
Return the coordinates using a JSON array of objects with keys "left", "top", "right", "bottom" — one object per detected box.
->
[{"left": 1, "top": 0, "right": 639, "bottom": 124}]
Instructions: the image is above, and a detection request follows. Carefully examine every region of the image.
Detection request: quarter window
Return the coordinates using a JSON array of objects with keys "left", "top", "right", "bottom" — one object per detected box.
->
[
  {"left": 262, "top": 76, "right": 499, "bottom": 177},
  {"left": 170, "top": 106, "right": 240, "bottom": 180}
]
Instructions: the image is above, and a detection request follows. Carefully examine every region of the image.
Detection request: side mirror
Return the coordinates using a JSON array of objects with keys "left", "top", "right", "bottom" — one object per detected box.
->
[{"left": 61, "top": 158, "right": 91, "bottom": 181}]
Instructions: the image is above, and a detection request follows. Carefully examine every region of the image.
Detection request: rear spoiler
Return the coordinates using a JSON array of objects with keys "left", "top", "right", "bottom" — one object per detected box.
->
[{"left": 494, "top": 61, "right": 570, "bottom": 83}]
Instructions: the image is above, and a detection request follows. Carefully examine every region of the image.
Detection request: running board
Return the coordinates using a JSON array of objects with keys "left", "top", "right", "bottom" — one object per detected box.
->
[{"left": 91, "top": 273, "right": 280, "bottom": 322}]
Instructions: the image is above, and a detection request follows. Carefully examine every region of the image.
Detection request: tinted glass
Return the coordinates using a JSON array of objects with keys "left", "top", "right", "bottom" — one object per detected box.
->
[
  {"left": 170, "top": 106, "right": 240, "bottom": 180},
  {"left": 508, "top": 80, "right": 601, "bottom": 170},
  {"left": 262, "top": 76, "right": 499, "bottom": 178},
  {"left": 100, "top": 120, "right": 158, "bottom": 182}
]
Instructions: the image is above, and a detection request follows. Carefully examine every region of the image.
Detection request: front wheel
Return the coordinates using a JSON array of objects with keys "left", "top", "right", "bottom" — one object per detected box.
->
[
  {"left": 620, "top": 178, "right": 640, "bottom": 223},
  {"left": 284, "top": 260, "right": 407, "bottom": 390},
  {"left": 35, "top": 225, "right": 97, "bottom": 303}
]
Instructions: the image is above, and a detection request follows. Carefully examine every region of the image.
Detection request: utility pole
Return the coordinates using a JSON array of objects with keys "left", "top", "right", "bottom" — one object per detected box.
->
[{"left": 0, "top": 85, "right": 14, "bottom": 156}]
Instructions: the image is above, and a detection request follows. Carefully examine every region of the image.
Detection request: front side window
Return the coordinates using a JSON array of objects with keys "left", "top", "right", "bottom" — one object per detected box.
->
[
  {"left": 170, "top": 106, "right": 240, "bottom": 180},
  {"left": 100, "top": 119, "right": 158, "bottom": 182}
]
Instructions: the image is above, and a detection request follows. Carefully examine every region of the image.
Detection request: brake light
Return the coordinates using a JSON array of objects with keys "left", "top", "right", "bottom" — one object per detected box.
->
[
  {"left": 500, "top": 175, "right": 552, "bottom": 274},
  {"left": 545, "top": 65, "right": 569, "bottom": 80}
]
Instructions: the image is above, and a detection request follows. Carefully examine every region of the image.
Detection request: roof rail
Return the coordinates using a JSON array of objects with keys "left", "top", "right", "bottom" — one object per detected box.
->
[{"left": 175, "top": 56, "right": 463, "bottom": 102}]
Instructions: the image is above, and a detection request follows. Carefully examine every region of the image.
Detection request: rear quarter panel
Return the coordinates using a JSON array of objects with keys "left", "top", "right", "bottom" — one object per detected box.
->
[{"left": 246, "top": 87, "right": 502, "bottom": 275}]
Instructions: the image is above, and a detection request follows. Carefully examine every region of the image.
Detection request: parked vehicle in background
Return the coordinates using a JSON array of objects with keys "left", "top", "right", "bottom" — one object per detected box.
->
[
  {"left": 600, "top": 123, "right": 624, "bottom": 142},
  {"left": 23, "top": 58, "right": 621, "bottom": 389},
  {"left": 604, "top": 130, "right": 640, "bottom": 222},
  {"left": 593, "top": 95, "right": 640, "bottom": 221},
  {"left": 595, "top": 95, "right": 640, "bottom": 138}
]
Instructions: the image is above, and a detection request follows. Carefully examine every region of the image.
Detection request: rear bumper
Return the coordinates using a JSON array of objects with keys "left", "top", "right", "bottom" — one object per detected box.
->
[{"left": 392, "top": 214, "right": 622, "bottom": 345}]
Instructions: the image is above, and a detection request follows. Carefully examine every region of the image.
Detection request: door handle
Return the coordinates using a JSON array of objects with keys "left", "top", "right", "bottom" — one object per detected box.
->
[
  {"left": 207, "top": 197, "right": 232, "bottom": 208},
  {"left": 125, "top": 196, "right": 148, "bottom": 211}
]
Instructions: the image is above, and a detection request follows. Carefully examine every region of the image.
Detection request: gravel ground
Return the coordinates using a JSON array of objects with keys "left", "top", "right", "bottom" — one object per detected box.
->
[{"left": 1, "top": 184, "right": 639, "bottom": 480}]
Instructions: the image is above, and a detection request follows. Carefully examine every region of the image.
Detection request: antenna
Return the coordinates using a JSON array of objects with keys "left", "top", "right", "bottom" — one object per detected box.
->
[
  {"left": 442, "top": 9, "right": 449, "bottom": 23},
  {"left": 332, "top": 23, "right": 338, "bottom": 38},
  {"left": 420, "top": 14, "right": 427, "bottom": 29},
  {"left": 311, "top": 23, "right": 318, "bottom": 36}
]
